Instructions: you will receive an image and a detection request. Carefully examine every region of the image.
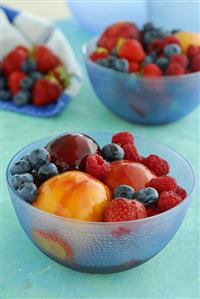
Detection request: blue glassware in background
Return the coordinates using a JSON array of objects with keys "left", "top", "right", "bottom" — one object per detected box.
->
[
  {"left": 67, "top": 0, "right": 148, "bottom": 34},
  {"left": 67, "top": 1, "right": 200, "bottom": 34}
]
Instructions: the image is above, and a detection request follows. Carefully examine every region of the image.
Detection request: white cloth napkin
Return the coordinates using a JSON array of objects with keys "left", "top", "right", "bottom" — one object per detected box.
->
[{"left": 0, "top": 9, "right": 82, "bottom": 97}]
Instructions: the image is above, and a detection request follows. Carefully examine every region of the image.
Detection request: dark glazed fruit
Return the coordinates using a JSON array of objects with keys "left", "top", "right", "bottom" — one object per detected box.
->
[{"left": 46, "top": 133, "right": 101, "bottom": 172}]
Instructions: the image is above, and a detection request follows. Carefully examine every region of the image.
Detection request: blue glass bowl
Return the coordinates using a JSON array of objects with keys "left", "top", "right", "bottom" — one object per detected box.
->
[
  {"left": 83, "top": 38, "right": 200, "bottom": 125},
  {"left": 6, "top": 132, "right": 195, "bottom": 273}
]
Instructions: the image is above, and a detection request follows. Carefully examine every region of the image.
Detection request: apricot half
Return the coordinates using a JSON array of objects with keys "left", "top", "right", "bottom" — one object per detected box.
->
[{"left": 33, "top": 170, "right": 111, "bottom": 222}]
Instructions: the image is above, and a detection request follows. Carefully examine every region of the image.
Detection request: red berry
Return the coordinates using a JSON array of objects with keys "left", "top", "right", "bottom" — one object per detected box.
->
[
  {"left": 143, "top": 154, "right": 169, "bottom": 176},
  {"left": 157, "top": 191, "right": 182, "bottom": 212},
  {"left": 163, "top": 35, "right": 181, "bottom": 47},
  {"left": 89, "top": 50, "right": 109, "bottom": 62},
  {"left": 143, "top": 63, "right": 162, "bottom": 77},
  {"left": 170, "top": 54, "right": 189, "bottom": 68},
  {"left": 187, "top": 45, "right": 200, "bottom": 58},
  {"left": 85, "top": 154, "right": 110, "bottom": 181},
  {"left": 112, "top": 131, "right": 134, "bottom": 146},
  {"left": 8, "top": 71, "right": 27, "bottom": 95},
  {"left": 146, "top": 176, "right": 177, "bottom": 194},
  {"left": 191, "top": 54, "right": 200, "bottom": 72},
  {"left": 3, "top": 45, "right": 28, "bottom": 75},
  {"left": 34, "top": 44, "right": 62, "bottom": 73},
  {"left": 32, "top": 78, "right": 62, "bottom": 106},
  {"left": 166, "top": 62, "right": 185, "bottom": 76},
  {"left": 175, "top": 186, "right": 187, "bottom": 200},
  {"left": 122, "top": 143, "right": 141, "bottom": 162},
  {"left": 148, "top": 39, "right": 164, "bottom": 54},
  {"left": 128, "top": 61, "right": 140, "bottom": 73},
  {"left": 146, "top": 204, "right": 160, "bottom": 217},
  {"left": 118, "top": 39, "right": 145, "bottom": 62},
  {"left": 103, "top": 198, "right": 147, "bottom": 222}
]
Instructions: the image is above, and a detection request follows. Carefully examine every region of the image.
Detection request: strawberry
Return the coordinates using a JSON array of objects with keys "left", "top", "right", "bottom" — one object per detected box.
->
[
  {"left": 33, "top": 44, "right": 62, "bottom": 72},
  {"left": 51, "top": 65, "right": 70, "bottom": 89},
  {"left": 33, "top": 77, "right": 62, "bottom": 106},
  {"left": 98, "top": 22, "right": 141, "bottom": 51},
  {"left": 3, "top": 45, "right": 28, "bottom": 75},
  {"left": 89, "top": 47, "right": 109, "bottom": 62},
  {"left": 103, "top": 198, "right": 147, "bottom": 222},
  {"left": 8, "top": 71, "right": 26, "bottom": 95},
  {"left": 117, "top": 38, "right": 145, "bottom": 62}
]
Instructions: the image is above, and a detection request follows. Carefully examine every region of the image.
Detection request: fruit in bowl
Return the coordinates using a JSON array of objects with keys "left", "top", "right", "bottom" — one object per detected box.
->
[
  {"left": 0, "top": 44, "right": 70, "bottom": 106},
  {"left": 83, "top": 22, "right": 200, "bottom": 124},
  {"left": 89, "top": 21, "right": 200, "bottom": 76},
  {"left": 7, "top": 131, "right": 194, "bottom": 273}
]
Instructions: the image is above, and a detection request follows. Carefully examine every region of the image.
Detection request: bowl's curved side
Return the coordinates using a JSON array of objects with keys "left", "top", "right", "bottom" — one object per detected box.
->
[
  {"left": 6, "top": 133, "right": 195, "bottom": 273},
  {"left": 83, "top": 39, "right": 200, "bottom": 125}
]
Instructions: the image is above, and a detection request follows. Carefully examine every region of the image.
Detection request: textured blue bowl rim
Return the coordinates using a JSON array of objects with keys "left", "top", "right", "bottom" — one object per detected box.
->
[
  {"left": 6, "top": 131, "right": 195, "bottom": 226},
  {"left": 82, "top": 37, "right": 200, "bottom": 79}
]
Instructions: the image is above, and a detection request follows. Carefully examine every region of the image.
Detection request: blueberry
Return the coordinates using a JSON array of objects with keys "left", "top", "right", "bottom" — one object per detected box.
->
[
  {"left": 135, "top": 187, "right": 158, "bottom": 205},
  {"left": 113, "top": 185, "right": 135, "bottom": 199},
  {"left": 142, "top": 55, "right": 154, "bottom": 66},
  {"left": 164, "top": 43, "right": 181, "bottom": 57},
  {"left": 101, "top": 143, "right": 124, "bottom": 162},
  {"left": 13, "top": 90, "right": 31, "bottom": 106},
  {"left": 19, "top": 77, "right": 34, "bottom": 90},
  {"left": 143, "top": 22, "right": 155, "bottom": 32},
  {"left": 11, "top": 173, "right": 33, "bottom": 190},
  {"left": 21, "top": 59, "right": 36, "bottom": 73},
  {"left": 29, "top": 71, "right": 43, "bottom": 81},
  {"left": 11, "top": 159, "right": 32, "bottom": 175},
  {"left": 17, "top": 182, "right": 37, "bottom": 203},
  {"left": 0, "top": 77, "right": 7, "bottom": 90},
  {"left": 112, "top": 58, "right": 129, "bottom": 72},
  {"left": 171, "top": 29, "right": 180, "bottom": 34},
  {"left": 111, "top": 47, "right": 118, "bottom": 56},
  {"left": 156, "top": 57, "right": 169, "bottom": 72},
  {"left": 97, "top": 58, "right": 110, "bottom": 68},
  {"left": 29, "top": 148, "right": 50, "bottom": 169},
  {"left": 38, "top": 162, "right": 59, "bottom": 181},
  {"left": 149, "top": 51, "right": 157, "bottom": 60},
  {"left": 0, "top": 89, "right": 11, "bottom": 101},
  {"left": 143, "top": 30, "right": 160, "bottom": 45}
]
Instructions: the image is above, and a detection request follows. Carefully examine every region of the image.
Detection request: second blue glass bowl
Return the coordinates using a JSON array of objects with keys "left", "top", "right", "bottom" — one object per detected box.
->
[{"left": 83, "top": 39, "right": 200, "bottom": 125}]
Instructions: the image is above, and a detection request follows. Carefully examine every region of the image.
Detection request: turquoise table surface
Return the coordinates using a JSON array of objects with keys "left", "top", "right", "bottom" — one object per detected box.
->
[{"left": 1, "top": 17, "right": 200, "bottom": 299}]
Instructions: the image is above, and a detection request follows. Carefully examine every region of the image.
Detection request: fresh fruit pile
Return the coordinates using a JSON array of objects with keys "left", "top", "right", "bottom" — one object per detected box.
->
[
  {"left": 0, "top": 45, "right": 70, "bottom": 106},
  {"left": 89, "top": 21, "right": 200, "bottom": 76},
  {"left": 10, "top": 132, "right": 187, "bottom": 222}
]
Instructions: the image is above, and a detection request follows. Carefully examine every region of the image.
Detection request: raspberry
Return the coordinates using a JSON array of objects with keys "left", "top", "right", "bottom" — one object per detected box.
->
[
  {"left": 170, "top": 54, "right": 189, "bottom": 68},
  {"left": 103, "top": 198, "right": 147, "bottom": 222},
  {"left": 146, "top": 176, "right": 177, "bottom": 194},
  {"left": 146, "top": 204, "right": 160, "bottom": 217},
  {"left": 191, "top": 54, "right": 200, "bottom": 72},
  {"left": 157, "top": 191, "right": 182, "bottom": 212},
  {"left": 175, "top": 186, "right": 187, "bottom": 200},
  {"left": 112, "top": 131, "right": 134, "bottom": 146},
  {"left": 85, "top": 154, "right": 110, "bottom": 181},
  {"left": 187, "top": 45, "right": 200, "bottom": 58},
  {"left": 143, "top": 154, "right": 169, "bottom": 176},
  {"left": 163, "top": 35, "right": 181, "bottom": 46},
  {"left": 143, "top": 63, "right": 162, "bottom": 77},
  {"left": 122, "top": 143, "right": 141, "bottom": 162},
  {"left": 148, "top": 39, "right": 164, "bottom": 54},
  {"left": 166, "top": 62, "right": 185, "bottom": 76},
  {"left": 128, "top": 61, "right": 140, "bottom": 73}
]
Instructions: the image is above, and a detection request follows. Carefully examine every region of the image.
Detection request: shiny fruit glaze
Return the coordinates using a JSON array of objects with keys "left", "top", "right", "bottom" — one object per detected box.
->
[
  {"left": 33, "top": 171, "right": 111, "bottom": 222},
  {"left": 46, "top": 133, "right": 100, "bottom": 172},
  {"left": 105, "top": 160, "right": 156, "bottom": 192}
]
